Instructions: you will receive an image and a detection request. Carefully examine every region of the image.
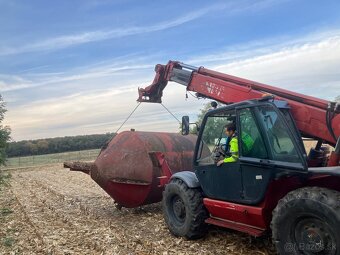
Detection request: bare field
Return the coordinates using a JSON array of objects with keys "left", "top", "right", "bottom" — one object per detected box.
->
[{"left": 0, "top": 165, "right": 275, "bottom": 254}]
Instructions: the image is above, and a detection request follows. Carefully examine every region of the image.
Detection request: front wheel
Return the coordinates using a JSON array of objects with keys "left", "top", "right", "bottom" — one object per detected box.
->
[
  {"left": 162, "top": 178, "right": 208, "bottom": 239},
  {"left": 271, "top": 187, "right": 340, "bottom": 255}
]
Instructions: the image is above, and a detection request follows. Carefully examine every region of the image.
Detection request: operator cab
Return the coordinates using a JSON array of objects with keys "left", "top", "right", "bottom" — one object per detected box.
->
[{"left": 191, "top": 99, "right": 308, "bottom": 205}]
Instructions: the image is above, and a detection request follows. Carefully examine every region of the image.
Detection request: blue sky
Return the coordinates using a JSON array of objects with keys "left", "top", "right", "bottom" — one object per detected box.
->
[{"left": 1, "top": 0, "right": 340, "bottom": 140}]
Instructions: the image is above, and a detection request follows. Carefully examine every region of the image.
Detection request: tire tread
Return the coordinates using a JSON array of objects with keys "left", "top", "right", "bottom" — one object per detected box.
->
[{"left": 162, "top": 178, "right": 208, "bottom": 239}]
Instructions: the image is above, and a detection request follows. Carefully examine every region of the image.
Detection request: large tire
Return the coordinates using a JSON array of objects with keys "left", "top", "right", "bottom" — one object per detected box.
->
[
  {"left": 162, "top": 178, "right": 208, "bottom": 239},
  {"left": 271, "top": 187, "right": 340, "bottom": 255}
]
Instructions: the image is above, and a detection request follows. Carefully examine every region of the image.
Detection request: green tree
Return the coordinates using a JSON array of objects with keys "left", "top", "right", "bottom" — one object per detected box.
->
[
  {"left": 25, "top": 141, "right": 38, "bottom": 155},
  {"left": 181, "top": 102, "right": 221, "bottom": 134},
  {"left": 197, "top": 101, "right": 223, "bottom": 125},
  {"left": 335, "top": 95, "right": 340, "bottom": 103},
  {"left": 36, "top": 139, "right": 49, "bottom": 154},
  {"left": 196, "top": 101, "right": 225, "bottom": 143},
  {"left": 0, "top": 95, "right": 11, "bottom": 166},
  {"left": 6, "top": 133, "right": 115, "bottom": 157}
]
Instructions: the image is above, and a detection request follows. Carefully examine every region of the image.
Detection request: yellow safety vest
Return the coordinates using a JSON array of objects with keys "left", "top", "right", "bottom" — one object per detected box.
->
[{"left": 224, "top": 136, "right": 239, "bottom": 163}]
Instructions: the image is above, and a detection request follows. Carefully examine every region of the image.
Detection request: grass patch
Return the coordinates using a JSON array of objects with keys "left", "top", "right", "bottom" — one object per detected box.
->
[
  {"left": 4, "top": 149, "right": 100, "bottom": 169},
  {"left": 2, "top": 236, "right": 15, "bottom": 247},
  {"left": 0, "top": 172, "right": 11, "bottom": 190},
  {"left": 0, "top": 171, "right": 15, "bottom": 248},
  {"left": 0, "top": 207, "right": 13, "bottom": 216}
]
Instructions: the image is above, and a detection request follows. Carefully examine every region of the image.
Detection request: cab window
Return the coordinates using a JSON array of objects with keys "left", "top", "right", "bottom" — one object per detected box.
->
[
  {"left": 239, "top": 108, "right": 268, "bottom": 159},
  {"left": 197, "top": 111, "right": 235, "bottom": 165},
  {"left": 258, "top": 105, "right": 301, "bottom": 163}
]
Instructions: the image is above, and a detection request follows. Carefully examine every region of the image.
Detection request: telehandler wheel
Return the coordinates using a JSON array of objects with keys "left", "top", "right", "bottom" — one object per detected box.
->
[
  {"left": 162, "top": 178, "right": 208, "bottom": 239},
  {"left": 271, "top": 187, "right": 340, "bottom": 255}
]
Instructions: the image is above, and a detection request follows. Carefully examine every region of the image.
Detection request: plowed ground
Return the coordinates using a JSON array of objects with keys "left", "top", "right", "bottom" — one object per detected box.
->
[{"left": 0, "top": 165, "right": 275, "bottom": 254}]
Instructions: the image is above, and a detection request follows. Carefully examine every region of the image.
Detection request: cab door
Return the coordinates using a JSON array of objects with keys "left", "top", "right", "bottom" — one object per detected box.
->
[
  {"left": 237, "top": 103, "right": 308, "bottom": 205},
  {"left": 194, "top": 109, "right": 243, "bottom": 203},
  {"left": 237, "top": 106, "right": 272, "bottom": 204}
]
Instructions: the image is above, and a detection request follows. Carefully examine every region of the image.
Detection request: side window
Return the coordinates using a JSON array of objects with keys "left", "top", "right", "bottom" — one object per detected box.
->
[
  {"left": 258, "top": 105, "right": 301, "bottom": 163},
  {"left": 197, "top": 111, "right": 235, "bottom": 165},
  {"left": 239, "top": 108, "right": 268, "bottom": 159}
]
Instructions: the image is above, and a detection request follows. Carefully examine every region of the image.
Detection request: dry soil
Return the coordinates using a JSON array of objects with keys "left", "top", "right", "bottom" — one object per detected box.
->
[{"left": 0, "top": 165, "right": 276, "bottom": 255}]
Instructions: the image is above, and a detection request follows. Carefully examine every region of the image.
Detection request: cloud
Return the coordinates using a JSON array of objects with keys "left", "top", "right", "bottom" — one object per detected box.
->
[
  {"left": 0, "top": 5, "right": 221, "bottom": 56},
  {"left": 0, "top": 74, "right": 35, "bottom": 91},
  {"left": 188, "top": 29, "right": 340, "bottom": 65},
  {"left": 0, "top": 63, "right": 154, "bottom": 92},
  {"left": 211, "top": 35, "right": 340, "bottom": 99},
  {"left": 5, "top": 84, "right": 204, "bottom": 140},
  {"left": 4, "top": 29, "right": 340, "bottom": 140},
  {"left": 0, "top": 0, "right": 286, "bottom": 56}
]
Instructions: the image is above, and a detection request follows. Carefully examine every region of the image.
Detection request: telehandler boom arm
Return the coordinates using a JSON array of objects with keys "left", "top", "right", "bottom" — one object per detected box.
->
[{"left": 138, "top": 61, "right": 339, "bottom": 147}]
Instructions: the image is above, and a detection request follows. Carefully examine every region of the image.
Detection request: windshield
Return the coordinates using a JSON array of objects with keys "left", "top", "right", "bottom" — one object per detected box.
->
[{"left": 258, "top": 105, "right": 302, "bottom": 163}]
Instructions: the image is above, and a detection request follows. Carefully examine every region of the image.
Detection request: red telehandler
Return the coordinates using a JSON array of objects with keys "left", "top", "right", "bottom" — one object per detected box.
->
[{"left": 138, "top": 61, "right": 340, "bottom": 255}]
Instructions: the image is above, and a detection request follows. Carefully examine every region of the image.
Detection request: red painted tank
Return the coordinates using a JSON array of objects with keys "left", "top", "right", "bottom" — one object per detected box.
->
[{"left": 90, "top": 131, "right": 197, "bottom": 208}]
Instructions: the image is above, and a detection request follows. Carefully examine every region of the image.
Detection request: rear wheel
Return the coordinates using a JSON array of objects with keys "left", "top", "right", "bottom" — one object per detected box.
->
[
  {"left": 271, "top": 187, "right": 340, "bottom": 255},
  {"left": 162, "top": 178, "right": 208, "bottom": 239}
]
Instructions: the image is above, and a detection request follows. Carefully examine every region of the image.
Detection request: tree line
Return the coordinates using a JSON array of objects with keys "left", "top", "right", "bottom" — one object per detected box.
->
[
  {"left": 1, "top": 95, "right": 340, "bottom": 162},
  {"left": 6, "top": 133, "right": 115, "bottom": 157},
  {"left": 0, "top": 95, "right": 11, "bottom": 165}
]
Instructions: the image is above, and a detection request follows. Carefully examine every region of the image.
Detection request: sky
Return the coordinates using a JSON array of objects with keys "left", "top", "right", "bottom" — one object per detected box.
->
[{"left": 1, "top": 0, "right": 340, "bottom": 141}]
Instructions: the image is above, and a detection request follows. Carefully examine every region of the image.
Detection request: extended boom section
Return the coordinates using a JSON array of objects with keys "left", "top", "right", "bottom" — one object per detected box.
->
[{"left": 138, "top": 61, "right": 339, "bottom": 147}]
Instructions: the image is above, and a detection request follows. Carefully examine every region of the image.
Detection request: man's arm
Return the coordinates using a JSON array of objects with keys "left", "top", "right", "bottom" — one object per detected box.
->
[{"left": 217, "top": 137, "right": 239, "bottom": 166}]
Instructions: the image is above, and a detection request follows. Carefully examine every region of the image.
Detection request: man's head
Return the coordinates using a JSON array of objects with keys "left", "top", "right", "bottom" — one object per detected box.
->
[{"left": 225, "top": 123, "right": 236, "bottom": 137}]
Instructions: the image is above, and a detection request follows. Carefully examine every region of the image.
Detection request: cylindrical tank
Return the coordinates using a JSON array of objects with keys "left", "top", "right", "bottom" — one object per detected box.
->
[{"left": 91, "top": 131, "right": 197, "bottom": 208}]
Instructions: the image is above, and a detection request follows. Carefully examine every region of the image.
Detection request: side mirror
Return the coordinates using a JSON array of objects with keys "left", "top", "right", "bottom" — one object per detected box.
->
[{"left": 181, "top": 116, "right": 190, "bottom": 135}]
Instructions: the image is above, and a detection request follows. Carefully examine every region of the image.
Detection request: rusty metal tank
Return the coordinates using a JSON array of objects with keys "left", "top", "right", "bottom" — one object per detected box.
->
[{"left": 89, "top": 131, "right": 197, "bottom": 208}]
